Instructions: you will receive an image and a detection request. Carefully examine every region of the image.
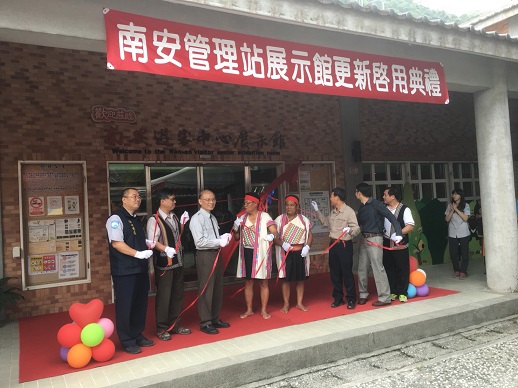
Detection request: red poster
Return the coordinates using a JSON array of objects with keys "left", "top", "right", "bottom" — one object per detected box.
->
[{"left": 104, "top": 8, "right": 449, "bottom": 104}]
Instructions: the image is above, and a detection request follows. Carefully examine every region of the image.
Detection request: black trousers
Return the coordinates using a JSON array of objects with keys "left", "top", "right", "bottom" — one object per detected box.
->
[
  {"left": 195, "top": 250, "right": 223, "bottom": 327},
  {"left": 112, "top": 273, "right": 149, "bottom": 348},
  {"left": 329, "top": 240, "right": 355, "bottom": 302},
  {"left": 382, "top": 239, "right": 410, "bottom": 297},
  {"left": 449, "top": 236, "right": 470, "bottom": 273},
  {"left": 154, "top": 266, "right": 184, "bottom": 333}
]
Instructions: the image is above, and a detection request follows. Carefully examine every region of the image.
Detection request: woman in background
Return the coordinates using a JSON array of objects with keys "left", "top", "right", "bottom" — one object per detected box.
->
[{"left": 445, "top": 188, "right": 471, "bottom": 279}]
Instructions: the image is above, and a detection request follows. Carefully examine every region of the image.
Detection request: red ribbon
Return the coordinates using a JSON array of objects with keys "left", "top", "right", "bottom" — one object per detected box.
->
[{"left": 165, "top": 248, "right": 222, "bottom": 332}]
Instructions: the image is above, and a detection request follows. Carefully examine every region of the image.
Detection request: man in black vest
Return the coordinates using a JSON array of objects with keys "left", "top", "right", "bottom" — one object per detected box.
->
[
  {"left": 106, "top": 188, "right": 154, "bottom": 354},
  {"left": 382, "top": 187, "right": 415, "bottom": 303},
  {"left": 146, "top": 188, "right": 191, "bottom": 341}
]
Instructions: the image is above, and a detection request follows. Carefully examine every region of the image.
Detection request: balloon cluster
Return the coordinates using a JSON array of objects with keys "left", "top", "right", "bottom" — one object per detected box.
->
[
  {"left": 56, "top": 299, "right": 115, "bottom": 368},
  {"left": 407, "top": 256, "right": 429, "bottom": 298}
]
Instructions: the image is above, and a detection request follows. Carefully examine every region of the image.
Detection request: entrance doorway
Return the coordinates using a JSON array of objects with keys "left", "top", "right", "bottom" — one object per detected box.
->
[{"left": 108, "top": 162, "right": 282, "bottom": 289}]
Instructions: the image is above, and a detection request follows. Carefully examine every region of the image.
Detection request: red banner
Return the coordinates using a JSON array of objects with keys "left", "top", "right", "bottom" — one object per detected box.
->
[{"left": 104, "top": 8, "right": 449, "bottom": 104}]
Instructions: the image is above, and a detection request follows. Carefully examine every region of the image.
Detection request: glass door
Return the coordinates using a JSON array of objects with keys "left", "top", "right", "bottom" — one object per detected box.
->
[{"left": 109, "top": 162, "right": 283, "bottom": 289}]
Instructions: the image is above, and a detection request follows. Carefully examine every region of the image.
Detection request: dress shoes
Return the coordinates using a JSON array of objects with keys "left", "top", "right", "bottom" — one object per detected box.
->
[
  {"left": 372, "top": 300, "right": 391, "bottom": 306},
  {"left": 200, "top": 324, "right": 219, "bottom": 335},
  {"left": 331, "top": 300, "right": 345, "bottom": 308},
  {"left": 357, "top": 298, "right": 367, "bottom": 305},
  {"left": 122, "top": 345, "right": 142, "bottom": 354},
  {"left": 212, "top": 320, "right": 231, "bottom": 329},
  {"left": 136, "top": 337, "right": 155, "bottom": 347},
  {"left": 170, "top": 325, "right": 191, "bottom": 335},
  {"left": 347, "top": 300, "right": 356, "bottom": 309}
]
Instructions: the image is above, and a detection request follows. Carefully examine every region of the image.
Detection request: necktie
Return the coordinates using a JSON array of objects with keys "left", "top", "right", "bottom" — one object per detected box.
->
[{"left": 209, "top": 214, "right": 219, "bottom": 238}]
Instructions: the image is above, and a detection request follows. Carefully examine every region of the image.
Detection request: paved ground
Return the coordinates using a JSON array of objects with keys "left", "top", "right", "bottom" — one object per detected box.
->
[
  {"left": 246, "top": 315, "right": 518, "bottom": 388},
  {"left": 3, "top": 259, "right": 518, "bottom": 387}
]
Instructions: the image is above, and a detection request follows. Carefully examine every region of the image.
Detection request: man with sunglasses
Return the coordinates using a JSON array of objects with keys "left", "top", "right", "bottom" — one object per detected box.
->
[{"left": 146, "top": 188, "right": 191, "bottom": 341}]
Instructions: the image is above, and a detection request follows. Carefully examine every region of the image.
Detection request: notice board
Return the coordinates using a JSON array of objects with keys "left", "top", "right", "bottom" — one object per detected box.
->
[
  {"left": 19, "top": 162, "right": 90, "bottom": 290},
  {"left": 288, "top": 162, "right": 335, "bottom": 254}
]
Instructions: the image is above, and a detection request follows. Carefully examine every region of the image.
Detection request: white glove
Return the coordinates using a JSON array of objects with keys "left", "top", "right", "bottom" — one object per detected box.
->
[
  {"left": 342, "top": 227, "right": 351, "bottom": 235},
  {"left": 164, "top": 246, "right": 176, "bottom": 258},
  {"left": 219, "top": 233, "right": 231, "bottom": 247},
  {"left": 301, "top": 245, "right": 310, "bottom": 257},
  {"left": 391, "top": 234, "right": 403, "bottom": 244},
  {"left": 311, "top": 201, "right": 319, "bottom": 211},
  {"left": 233, "top": 216, "right": 244, "bottom": 231},
  {"left": 134, "top": 250, "right": 153, "bottom": 259},
  {"left": 146, "top": 239, "right": 156, "bottom": 249},
  {"left": 282, "top": 242, "right": 292, "bottom": 251},
  {"left": 264, "top": 233, "right": 275, "bottom": 242},
  {"left": 180, "top": 211, "right": 190, "bottom": 225}
]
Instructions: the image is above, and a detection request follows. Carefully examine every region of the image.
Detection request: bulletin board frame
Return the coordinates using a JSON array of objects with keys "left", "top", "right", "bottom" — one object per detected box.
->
[{"left": 18, "top": 161, "right": 91, "bottom": 290}]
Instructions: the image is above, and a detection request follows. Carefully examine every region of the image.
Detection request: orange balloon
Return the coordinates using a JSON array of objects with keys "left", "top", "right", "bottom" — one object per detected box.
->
[
  {"left": 91, "top": 338, "right": 115, "bottom": 362},
  {"left": 409, "top": 270, "right": 426, "bottom": 287},
  {"left": 409, "top": 256, "right": 418, "bottom": 273},
  {"left": 57, "top": 323, "right": 82, "bottom": 348},
  {"left": 67, "top": 343, "right": 92, "bottom": 369}
]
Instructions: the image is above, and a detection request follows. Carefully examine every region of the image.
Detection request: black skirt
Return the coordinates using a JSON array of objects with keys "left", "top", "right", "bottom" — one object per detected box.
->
[{"left": 282, "top": 250, "right": 308, "bottom": 282}]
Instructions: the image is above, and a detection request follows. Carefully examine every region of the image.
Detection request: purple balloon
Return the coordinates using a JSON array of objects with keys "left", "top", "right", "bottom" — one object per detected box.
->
[
  {"left": 60, "top": 346, "right": 70, "bottom": 362},
  {"left": 416, "top": 283, "right": 429, "bottom": 297}
]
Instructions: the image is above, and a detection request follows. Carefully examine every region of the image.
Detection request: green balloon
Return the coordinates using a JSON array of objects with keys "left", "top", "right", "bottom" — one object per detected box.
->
[{"left": 81, "top": 323, "right": 104, "bottom": 347}]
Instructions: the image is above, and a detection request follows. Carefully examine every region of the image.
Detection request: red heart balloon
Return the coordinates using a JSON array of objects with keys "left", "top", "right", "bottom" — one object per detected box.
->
[{"left": 69, "top": 299, "right": 104, "bottom": 328}]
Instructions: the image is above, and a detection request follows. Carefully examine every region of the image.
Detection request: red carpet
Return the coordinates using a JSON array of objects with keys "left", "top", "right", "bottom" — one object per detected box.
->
[{"left": 18, "top": 273, "right": 457, "bottom": 383}]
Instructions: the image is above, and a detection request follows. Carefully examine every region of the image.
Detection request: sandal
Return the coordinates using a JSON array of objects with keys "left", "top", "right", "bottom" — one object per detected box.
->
[
  {"left": 157, "top": 331, "right": 171, "bottom": 341},
  {"left": 171, "top": 325, "right": 191, "bottom": 335}
]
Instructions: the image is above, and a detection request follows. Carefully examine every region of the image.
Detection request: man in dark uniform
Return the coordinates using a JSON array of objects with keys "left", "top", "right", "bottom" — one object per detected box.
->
[{"left": 106, "top": 188, "right": 155, "bottom": 354}]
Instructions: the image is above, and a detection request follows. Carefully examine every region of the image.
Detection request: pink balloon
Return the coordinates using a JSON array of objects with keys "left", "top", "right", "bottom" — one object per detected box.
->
[{"left": 97, "top": 318, "right": 114, "bottom": 338}]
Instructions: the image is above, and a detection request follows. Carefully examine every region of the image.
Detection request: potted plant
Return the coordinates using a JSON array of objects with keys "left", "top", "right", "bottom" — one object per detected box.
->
[{"left": 0, "top": 277, "right": 24, "bottom": 326}]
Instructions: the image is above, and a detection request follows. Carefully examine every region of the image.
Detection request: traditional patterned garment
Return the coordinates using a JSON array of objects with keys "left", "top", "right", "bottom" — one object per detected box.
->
[
  {"left": 274, "top": 213, "right": 312, "bottom": 278},
  {"left": 236, "top": 211, "right": 276, "bottom": 279},
  {"left": 153, "top": 213, "right": 183, "bottom": 270}
]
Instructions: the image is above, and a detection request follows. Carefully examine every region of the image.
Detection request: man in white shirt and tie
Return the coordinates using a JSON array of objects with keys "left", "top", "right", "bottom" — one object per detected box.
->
[{"left": 189, "top": 190, "right": 232, "bottom": 334}]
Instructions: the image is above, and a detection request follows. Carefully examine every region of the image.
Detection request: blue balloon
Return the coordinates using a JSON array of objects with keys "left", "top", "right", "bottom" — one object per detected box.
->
[{"left": 407, "top": 284, "right": 417, "bottom": 298}]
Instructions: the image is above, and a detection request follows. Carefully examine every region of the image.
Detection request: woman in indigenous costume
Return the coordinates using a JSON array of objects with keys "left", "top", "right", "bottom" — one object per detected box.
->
[
  {"left": 274, "top": 195, "right": 313, "bottom": 313},
  {"left": 232, "top": 192, "right": 278, "bottom": 319}
]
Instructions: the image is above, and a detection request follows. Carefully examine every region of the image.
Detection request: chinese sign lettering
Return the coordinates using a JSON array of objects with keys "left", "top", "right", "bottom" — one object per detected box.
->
[{"left": 104, "top": 9, "right": 449, "bottom": 105}]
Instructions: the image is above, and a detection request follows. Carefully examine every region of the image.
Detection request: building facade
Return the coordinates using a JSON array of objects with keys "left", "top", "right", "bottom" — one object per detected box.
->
[{"left": 1, "top": 0, "right": 517, "bottom": 318}]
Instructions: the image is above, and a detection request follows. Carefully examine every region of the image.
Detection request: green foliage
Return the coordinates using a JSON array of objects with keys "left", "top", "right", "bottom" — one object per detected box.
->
[
  {"left": 337, "top": 0, "right": 481, "bottom": 23},
  {"left": 402, "top": 182, "right": 432, "bottom": 265},
  {"left": 0, "top": 277, "right": 24, "bottom": 313}
]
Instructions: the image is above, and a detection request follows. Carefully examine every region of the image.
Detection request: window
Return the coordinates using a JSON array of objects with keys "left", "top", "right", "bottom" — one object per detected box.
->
[{"left": 361, "top": 161, "right": 479, "bottom": 201}]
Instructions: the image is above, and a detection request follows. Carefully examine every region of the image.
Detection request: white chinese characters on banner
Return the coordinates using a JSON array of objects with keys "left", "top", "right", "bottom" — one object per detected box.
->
[{"left": 106, "top": 9, "right": 447, "bottom": 104}]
